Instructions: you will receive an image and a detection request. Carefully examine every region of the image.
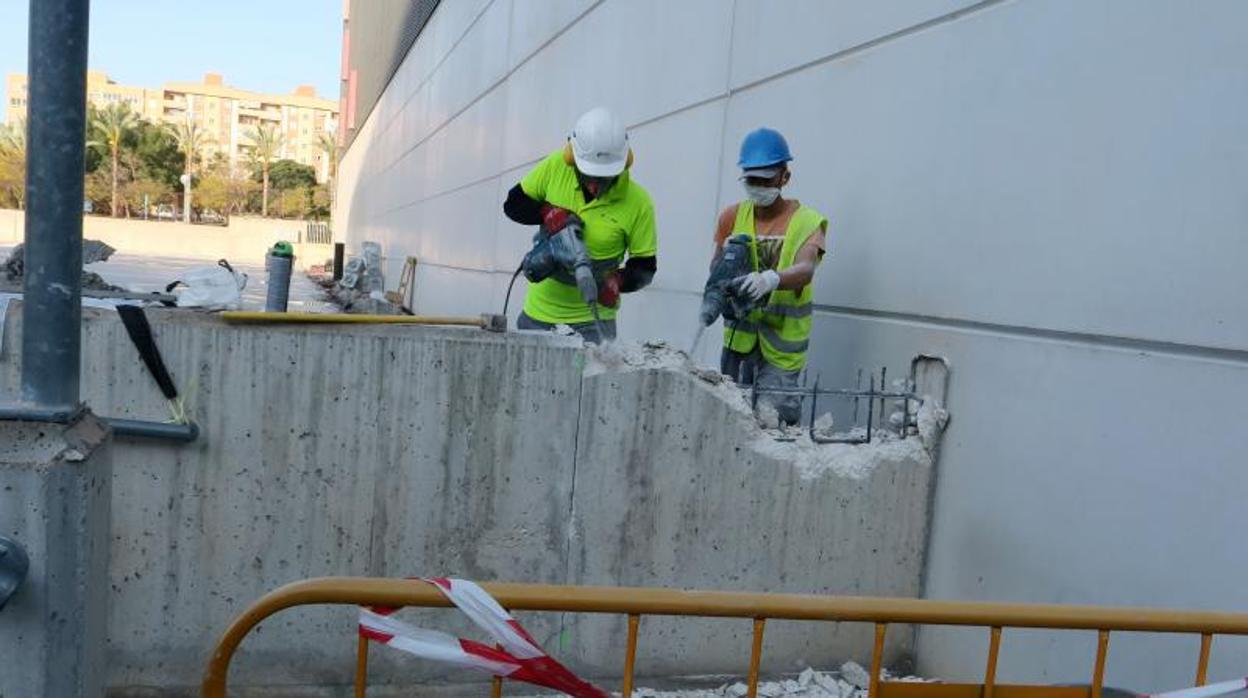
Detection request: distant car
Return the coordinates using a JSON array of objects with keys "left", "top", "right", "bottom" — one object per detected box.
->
[
  {"left": 200, "top": 209, "right": 227, "bottom": 225},
  {"left": 156, "top": 205, "right": 175, "bottom": 221},
  {"left": 83, "top": 199, "right": 93, "bottom": 214}
]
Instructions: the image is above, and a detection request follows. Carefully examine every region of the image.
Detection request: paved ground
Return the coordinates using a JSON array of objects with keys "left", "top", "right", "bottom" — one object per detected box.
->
[{"left": 1, "top": 246, "right": 332, "bottom": 312}]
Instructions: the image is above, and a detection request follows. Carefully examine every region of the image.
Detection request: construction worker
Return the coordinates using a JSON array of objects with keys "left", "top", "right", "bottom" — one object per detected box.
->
[
  {"left": 712, "top": 128, "right": 828, "bottom": 425},
  {"left": 502, "top": 107, "right": 658, "bottom": 343}
]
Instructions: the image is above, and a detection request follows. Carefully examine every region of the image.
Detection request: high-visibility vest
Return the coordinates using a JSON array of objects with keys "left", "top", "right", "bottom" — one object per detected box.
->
[{"left": 721, "top": 200, "right": 826, "bottom": 371}]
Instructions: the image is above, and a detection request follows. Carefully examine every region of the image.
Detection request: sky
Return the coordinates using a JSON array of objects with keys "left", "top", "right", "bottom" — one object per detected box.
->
[{"left": 0, "top": 0, "right": 342, "bottom": 123}]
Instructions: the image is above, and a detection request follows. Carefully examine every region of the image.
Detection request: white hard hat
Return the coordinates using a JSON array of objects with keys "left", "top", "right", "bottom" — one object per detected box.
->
[{"left": 569, "top": 107, "right": 629, "bottom": 177}]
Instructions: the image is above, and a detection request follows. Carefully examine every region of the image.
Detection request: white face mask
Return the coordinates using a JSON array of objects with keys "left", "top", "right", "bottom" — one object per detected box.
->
[{"left": 743, "top": 183, "right": 781, "bottom": 207}]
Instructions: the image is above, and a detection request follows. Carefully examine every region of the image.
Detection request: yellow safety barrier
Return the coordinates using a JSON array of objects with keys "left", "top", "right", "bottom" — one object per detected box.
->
[{"left": 201, "top": 577, "right": 1248, "bottom": 698}]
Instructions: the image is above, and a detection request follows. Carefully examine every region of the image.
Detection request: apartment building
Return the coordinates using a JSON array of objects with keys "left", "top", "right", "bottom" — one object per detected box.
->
[{"left": 6, "top": 71, "right": 338, "bottom": 181}]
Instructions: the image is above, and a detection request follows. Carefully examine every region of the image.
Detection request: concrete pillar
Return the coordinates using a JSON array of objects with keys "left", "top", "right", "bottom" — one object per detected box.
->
[{"left": 0, "top": 412, "right": 112, "bottom": 697}]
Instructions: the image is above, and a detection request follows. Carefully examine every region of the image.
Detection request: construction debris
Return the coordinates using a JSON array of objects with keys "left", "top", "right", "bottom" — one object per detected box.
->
[
  {"left": 324, "top": 241, "right": 405, "bottom": 314},
  {"left": 522, "top": 664, "right": 935, "bottom": 697},
  {"left": 2, "top": 240, "right": 125, "bottom": 292},
  {"left": 584, "top": 340, "right": 951, "bottom": 481},
  {"left": 326, "top": 286, "right": 404, "bottom": 315}
]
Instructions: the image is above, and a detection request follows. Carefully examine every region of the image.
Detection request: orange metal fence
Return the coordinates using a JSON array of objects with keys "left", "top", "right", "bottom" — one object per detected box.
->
[{"left": 201, "top": 577, "right": 1248, "bottom": 697}]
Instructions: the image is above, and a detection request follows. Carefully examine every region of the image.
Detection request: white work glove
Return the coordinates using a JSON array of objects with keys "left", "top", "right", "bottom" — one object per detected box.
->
[{"left": 738, "top": 269, "right": 780, "bottom": 301}]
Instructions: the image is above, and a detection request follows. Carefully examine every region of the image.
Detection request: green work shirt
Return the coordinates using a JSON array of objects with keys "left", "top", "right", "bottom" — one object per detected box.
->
[{"left": 519, "top": 150, "right": 658, "bottom": 324}]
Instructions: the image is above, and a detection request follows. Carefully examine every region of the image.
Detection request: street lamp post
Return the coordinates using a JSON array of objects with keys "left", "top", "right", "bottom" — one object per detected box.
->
[{"left": 180, "top": 172, "right": 191, "bottom": 223}]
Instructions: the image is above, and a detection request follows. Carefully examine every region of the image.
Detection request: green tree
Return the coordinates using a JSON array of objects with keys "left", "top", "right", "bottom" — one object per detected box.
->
[
  {"left": 88, "top": 103, "right": 139, "bottom": 216},
  {"left": 311, "top": 184, "right": 331, "bottom": 220},
  {"left": 84, "top": 170, "right": 113, "bottom": 213},
  {"left": 195, "top": 173, "right": 230, "bottom": 214},
  {"left": 229, "top": 176, "right": 260, "bottom": 215},
  {"left": 244, "top": 123, "right": 283, "bottom": 217},
  {"left": 0, "top": 119, "right": 26, "bottom": 209},
  {"left": 265, "top": 159, "right": 317, "bottom": 192},
  {"left": 272, "top": 186, "right": 311, "bottom": 219},
  {"left": 131, "top": 119, "right": 185, "bottom": 189},
  {"left": 122, "top": 177, "right": 173, "bottom": 217},
  {"left": 198, "top": 161, "right": 257, "bottom": 216}
]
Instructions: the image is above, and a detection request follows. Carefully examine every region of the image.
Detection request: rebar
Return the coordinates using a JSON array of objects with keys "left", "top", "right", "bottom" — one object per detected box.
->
[{"left": 752, "top": 369, "right": 924, "bottom": 445}]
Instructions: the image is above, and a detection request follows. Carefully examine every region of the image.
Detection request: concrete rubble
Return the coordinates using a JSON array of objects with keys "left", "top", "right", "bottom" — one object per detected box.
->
[
  {"left": 2, "top": 240, "right": 125, "bottom": 291},
  {"left": 586, "top": 339, "right": 950, "bottom": 481},
  {"left": 325, "top": 284, "right": 404, "bottom": 314},
  {"left": 520, "top": 663, "right": 934, "bottom": 697},
  {"left": 322, "top": 241, "right": 404, "bottom": 314}
]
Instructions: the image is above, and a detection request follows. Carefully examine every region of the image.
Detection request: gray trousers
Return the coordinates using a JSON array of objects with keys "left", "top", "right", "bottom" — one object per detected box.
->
[
  {"left": 721, "top": 346, "right": 802, "bottom": 426},
  {"left": 517, "top": 311, "right": 617, "bottom": 344}
]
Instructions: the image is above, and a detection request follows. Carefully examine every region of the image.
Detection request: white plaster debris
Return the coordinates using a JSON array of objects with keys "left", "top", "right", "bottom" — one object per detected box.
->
[
  {"left": 585, "top": 339, "right": 693, "bottom": 375},
  {"left": 521, "top": 664, "right": 933, "bottom": 697},
  {"left": 756, "top": 401, "right": 782, "bottom": 430},
  {"left": 813, "top": 412, "right": 835, "bottom": 436},
  {"left": 838, "top": 661, "right": 871, "bottom": 689},
  {"left": 584, "top": 340, "right": 755, "bottom": 414},
  {"left": 582, "top": 340, "right": 950, "bottom": 481}
]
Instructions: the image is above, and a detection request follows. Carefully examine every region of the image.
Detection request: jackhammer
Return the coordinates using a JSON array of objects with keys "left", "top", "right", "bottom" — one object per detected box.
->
[
  {"left": 504, "top": 212, "right": 610, "bottom": 342},
  {"left": 700, "top": 233, "right": 758, "bottom": 328},
  {"left": 691, "top": 233, "right": 759, "bottom": 358}
]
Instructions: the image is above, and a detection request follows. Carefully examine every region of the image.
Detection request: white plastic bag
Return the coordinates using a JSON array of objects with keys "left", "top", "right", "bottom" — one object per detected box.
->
[{"left": 174, "top": 261, "right": 247, "bottom": 310}]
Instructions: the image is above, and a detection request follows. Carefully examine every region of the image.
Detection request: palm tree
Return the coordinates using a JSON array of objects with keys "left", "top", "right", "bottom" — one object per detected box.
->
[
  {"left": 170, "top": 117, "right": 212, "bottom": 176},
  {"left": 316, "top": 130, "right": 338, "bottom": 180},
  {"left": 244, "top": 123, "right": 283, "bottom": 216},
  {"left": 169, "top": 117, "right": 213, "bottom": 222},
  {"left": 88, "top": 103, "right": 139, "bottom": 217},
  {"left": 316, "top": 129, "right": 338, "bottom": 210}
]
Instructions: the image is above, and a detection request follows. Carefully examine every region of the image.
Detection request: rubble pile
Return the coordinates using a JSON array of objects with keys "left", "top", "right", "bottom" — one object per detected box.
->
[
  {"left": 322, "top": 241, "right": 404, "bottom": 315},
  {"left": 584, "top": 339, "right": 950, "bottom": 481},
  {"left": 525, "top": 663, "right": 934, "bottom": 697},
  {"left": 2, "top": 240, "right": 126, "bottom": 292}
]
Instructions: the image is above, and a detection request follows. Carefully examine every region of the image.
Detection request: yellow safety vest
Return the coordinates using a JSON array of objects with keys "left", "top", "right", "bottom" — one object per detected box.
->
[
  {"left": 721, "top": 200, "right": 827, "bottom": 371},
  {"left": 519, "top": 150, "right": 658, "bottom": 324}
]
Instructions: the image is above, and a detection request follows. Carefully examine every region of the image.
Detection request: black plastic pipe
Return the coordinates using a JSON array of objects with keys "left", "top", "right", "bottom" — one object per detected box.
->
[{"left": 0, "top": 406, "right": 199, "bottom": 442}]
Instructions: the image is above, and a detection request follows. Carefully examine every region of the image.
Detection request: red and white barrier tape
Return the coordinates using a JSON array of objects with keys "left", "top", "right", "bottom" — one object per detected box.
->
[
  {"left": 358, "top": 577, "right": 608, "bottom": 697},
  {"left": 1147, "top": 678, "right": 1248, "bottom": 697}
]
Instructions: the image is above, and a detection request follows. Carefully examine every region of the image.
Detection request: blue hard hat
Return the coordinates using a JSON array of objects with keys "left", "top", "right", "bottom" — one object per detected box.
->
[{"left": 737, "top": 128, "right": 792, "bottom": 170}]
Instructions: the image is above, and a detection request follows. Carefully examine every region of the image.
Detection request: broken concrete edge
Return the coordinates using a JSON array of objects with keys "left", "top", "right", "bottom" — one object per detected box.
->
[
  {"left": 0, "top": 409, "right": 113, "bottom": 466},
  {"left": 582, "top": 340, "right": 951, "bottom": 482},
  {"left": 59, "top": 410, "right": 112, "bottom": 462}
]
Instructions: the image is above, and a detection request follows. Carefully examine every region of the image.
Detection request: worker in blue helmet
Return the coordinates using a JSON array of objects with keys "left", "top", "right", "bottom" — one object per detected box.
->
[{"left": 710, "top": 128, "right": 829, "bottom": 425}]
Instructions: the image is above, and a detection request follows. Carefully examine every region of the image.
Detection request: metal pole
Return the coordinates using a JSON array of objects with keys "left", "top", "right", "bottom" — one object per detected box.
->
[
  {"left": 21, "top": 0, "right": 90, "bottom": 411},
  {"left": 180, "top": 173, "right": 191, "bottom": 224}
]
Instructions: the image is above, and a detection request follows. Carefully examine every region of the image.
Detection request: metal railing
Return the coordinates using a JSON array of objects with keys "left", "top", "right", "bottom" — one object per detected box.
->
[
  {"left": 201, "top": 578, "right": 1248, "bottom": 697},
  {"left": 305, "top": 221, "right": 332, "bottom": 244}
]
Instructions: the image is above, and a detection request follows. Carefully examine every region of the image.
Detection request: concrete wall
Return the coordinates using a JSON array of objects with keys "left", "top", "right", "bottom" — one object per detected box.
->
[
  {"left": 0, "top": 309, "right": 939, "bottom": 694},
  {"left": 0, "top": 414, "right": 112, "bottom": 697},
  {"left": 333, "top": 1, "right": 1248, "bottom": 691},
  {"left": 0, "top": 208, "right": 325, "bottom": 266}
]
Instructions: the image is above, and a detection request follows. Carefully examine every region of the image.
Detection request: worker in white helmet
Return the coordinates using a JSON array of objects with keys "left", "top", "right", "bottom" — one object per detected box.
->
[{"left": 503, "top": 107, "right": 658, "bottom": 343}]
